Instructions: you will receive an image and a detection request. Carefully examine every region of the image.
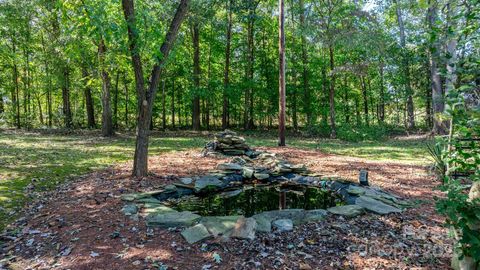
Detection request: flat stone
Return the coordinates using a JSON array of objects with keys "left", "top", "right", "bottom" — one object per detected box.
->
[
  {"left": 194, "top": 176, "right": 224, "bottom": 192},
  {"left": 272, "top": 219, "right": 293, "bottom": 232},
  {"left": 254, "top": 173, "right": 270, "bottom": 180},
  {"left": 164, "top": 184, "right": 177, "bottom": 193},
  {"left": 180, "top": 177, "right": 193, "bottom": 185},
  {"left": 136, "top": 197, "right": 161, "bottom": 204},
  {"left": 355, "top": 196, "right": 402, "bottom": 215},
  {"left": 181, "top": 224, "right": 212, "bottom": 244},
  {"left": 200, "top": 216, "right": 242, "bottom": 236},
  {"left": 217, "top": 163, "right": 243, "bottom": 171},
  {"left": 121, "top": 204, "right": 138, "bottom": 216},
  {"left": 253, "top": 209, "right": 306, "bottom": 225},
  {"left": 346, "top": 185, "right": 367, "bottom": 195},
  {"left": 143, "top": 204, "right": 177, "bottom": 215},
  {"left": 242, "top": 167, "right": 254, "bottom": 178},
  {"left": 303, "top": 209, "right": 328, "bottom": 223},
  {"left": 231, "top": 157, "right": 247, "bottom": 165},
  {"left": 327, "top": 205, "right": 365, "bottom": 217},
  {"left": 231, "top": 217, "right": 256, "bottom": 240},
  {"left": 222, "top": 174, "right": 243, "bottom": 184},
  {"left": 146, "top": 211, "right": 201, "bottom": 228},
  {"left": 252, "top": 215, "right": 272, "bottom": 233}
]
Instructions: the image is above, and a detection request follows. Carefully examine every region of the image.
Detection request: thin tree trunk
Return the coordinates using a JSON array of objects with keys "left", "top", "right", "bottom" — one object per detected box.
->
[
  {"left": 82, "top": 67, "right": 96, "bottom": 128},
  {"left": 299, "top": 0, "right": 311, "bottom": 127},
  {"left": 35, "top": 93, "right": 44, "bottom": 125},
  {"left": 328, "top": 46, "right": 336, "bottom": 138},
  {"left": 124, "top": 75, "right": 129, "bottom": 128},
  {"left": 13, "top": 64, "right": 21, "bottom": 128},
  {"left": 98, "top": 39, "right": 114, "bottom": 136},
  {"left": 394, "top": 0, "right": 415, "bottom": 129},
  {"left": 379, "top": 60, "right": 385, "bottom": 122},
  {"left": 222, "top": 0, "right": 233, "bottom": 130},
  {"left": 62, "top": 67, "right": 72, "bottom": 128},
  {"left": 192, "top": 22, "right": 201, "bottom": 131},
  {"left": 114, "top": 71, "right": 119, "bottom": 129},
  {"left": 428, "top": 0, "right": 446, "bottom": 134},
  {"left": 361, "top": 76, "right": 369, "bottom": 126},
  {"left": 171, "top": 77, "right": 175, "bottom": 128},
  {"left": 162, "top": 80, "right": 166, "bottom": 130},
  {"left": 278, "top": 0, "right": 286, "bottom": 146},
  {"left": 122, "top": 0, "right": 189, "bottom": 177}
]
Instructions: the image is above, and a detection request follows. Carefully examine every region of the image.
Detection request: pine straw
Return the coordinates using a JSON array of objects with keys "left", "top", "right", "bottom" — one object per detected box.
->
[{"left": 1, "top": 148, "right": 451, "bottom": 270}]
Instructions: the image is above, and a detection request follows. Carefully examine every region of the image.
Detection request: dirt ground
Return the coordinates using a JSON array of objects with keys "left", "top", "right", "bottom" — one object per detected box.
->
[{"left": 0, "top": 147, "right": 452, "bottom": 270}]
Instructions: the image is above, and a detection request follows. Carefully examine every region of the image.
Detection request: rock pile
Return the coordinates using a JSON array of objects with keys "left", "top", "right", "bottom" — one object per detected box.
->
[{"left": 203, "top": 130, "right": 260, "bottom": 158}]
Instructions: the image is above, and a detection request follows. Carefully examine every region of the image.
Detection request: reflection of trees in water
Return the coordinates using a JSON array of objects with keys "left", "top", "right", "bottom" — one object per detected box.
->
[{"left": 170, "top": 186, "right": 343, "bottom": 217}]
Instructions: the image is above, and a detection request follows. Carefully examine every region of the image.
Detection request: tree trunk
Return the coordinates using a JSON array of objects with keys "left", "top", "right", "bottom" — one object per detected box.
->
[
  {"left": 62, "top": 67, "right": 72, "bottom": 128},
  {"left": 299, "top": 0, "right": 311, "bottom": 127},
  {"left": 278, "top": 0, "right": 286, "bottom": 146},
  {"left": 82, "top": 67, "right": 96, "bottom": 128},
  {"left": 98, "top": 39, "right": 114, "bottom": 136},
  {"left": 122, "top": 0, "right": 189, "bottom": 177},
  {"left": 13, "top": 64, "right": 21, "bottom": 129},
  {"left": 394, "top": 0, "right": 415, "bottom": 130},
  {"left": 114, "top": 71, "right": 119, "bottom": 129},
  {"left": 328, "top": 46, "right": 336, "bottom": 138},
  {"left": 162, "top": 80, "right": 166, "bottom": 130},
  {"left": 124, "top": 75, "right": 129, "bottom": 128},
  {"left": 361, "top": 76, "right": 369, "bottom": 126},
  {"left": 192, "top": 22, "right": 201, "bottom": 131},
  {"left": 445, "top": 1, "right": 457, "bottom": 143},
  {"left": 171, "top": 77, "right": 175, "bottom": 128},
  {"left": 379, "top": 60, "right": 385, "bottom": 122},
  {"left": 222, "top": 0, "right": 233, "bottom": 130},
  {"left": 245, "top": 0, "right": 257, "bottom": 130},
  {"left": 428, "top": 0, "right": 446, "bottom": 134}
]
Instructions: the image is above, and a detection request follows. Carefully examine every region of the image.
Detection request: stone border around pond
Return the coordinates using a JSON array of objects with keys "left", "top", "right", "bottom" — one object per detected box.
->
[{"left": 121, "top": 130, "right": 411, "bottom": 244}]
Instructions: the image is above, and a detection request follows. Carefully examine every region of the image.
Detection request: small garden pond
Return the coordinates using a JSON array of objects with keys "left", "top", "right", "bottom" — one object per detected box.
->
[{"left": 157, "top": 184, "right": 344, "bottom": 217}]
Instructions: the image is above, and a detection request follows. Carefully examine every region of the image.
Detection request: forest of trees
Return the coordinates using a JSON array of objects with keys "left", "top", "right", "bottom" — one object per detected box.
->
[{"left": 0, "top": 0, "right": 478, "bottom": 137}]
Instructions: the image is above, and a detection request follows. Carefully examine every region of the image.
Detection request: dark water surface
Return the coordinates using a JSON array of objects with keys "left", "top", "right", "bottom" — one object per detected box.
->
[{"left": 162, "top": 185, "right": 343, "bottom": 217}]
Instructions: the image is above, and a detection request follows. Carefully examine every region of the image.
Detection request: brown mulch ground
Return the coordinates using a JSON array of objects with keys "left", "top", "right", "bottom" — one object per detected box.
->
[{"left": 0, "top": 147, "right": 452, "bottom": 270}]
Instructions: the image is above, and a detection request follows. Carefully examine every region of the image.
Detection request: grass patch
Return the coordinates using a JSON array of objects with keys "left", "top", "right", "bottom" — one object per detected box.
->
[{"left": 0, "top": 130, "right": 431, "bottom": 231}]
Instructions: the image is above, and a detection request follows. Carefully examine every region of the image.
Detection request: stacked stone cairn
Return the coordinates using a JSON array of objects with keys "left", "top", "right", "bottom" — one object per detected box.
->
[
  {"left": 121, "top": 134, "right": 411, "bottom": 245},
  {"left": 203, "top": 130, "right": 260, "bottom": 158}
]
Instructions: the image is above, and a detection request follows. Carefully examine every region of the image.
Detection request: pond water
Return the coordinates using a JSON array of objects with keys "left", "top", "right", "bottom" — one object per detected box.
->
[{"left": 160, "top": 185, "right": 343, "bottom": 217}]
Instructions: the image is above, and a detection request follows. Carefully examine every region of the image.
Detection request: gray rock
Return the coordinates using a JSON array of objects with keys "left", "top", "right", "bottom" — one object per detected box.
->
[
  {"left": 355, "top": 196, "right": 402, "bottom": 215},
  {"left": 252, "top": 215, "right": 272, "bottom": 233},
  {"left": 146, "top": 211, "right": 201, "bottom": 228},
  {"left": 242, "top": 167, "right": 254, "bottom": 179},
  {"left": 272, "top": 219, "right": 293, "bottom": 232},
  {"left": 303, "top": 209, "right": 328, "bottom": 222},
  {"left": 195, "top": 176, "right": 224, "bottom": 192},
  {"left": 143, "top": 204, "right": 177, "bottom": 215},
  {"left": 217, "top": 163, "right": 243, "bottom": 171},
  {"left": 181, "top": 224, "right": 212, "bottom": 244},
  {"left": 180, "top": 177, "right": 193, "bottom": 185},
  {"left": 121, "top": 204, "right": 138, "bottom": 216},
  {"left": 200, "top": 216, "right": 242, "bottom": 236},
  {"left": 346, "top": 185, "right": 367, "bottom": 195},
  {"left": 164, "top": 184, "right": 177, "bottom": 193},
  {"left": 231, "top": 217, "right": 256, "bottom": 240},
  {"left": 253, "top": 209, "right": 306, "bottom": 225},
  {"left": 231, "top": 157, "right": 247, "bottom": 165},
  {"left": 327, "top": 205, "right": 365, "bottom": 217},
  {"left": 136, "top": 197, "right": 161, "bottom": 204},
  {"left": 254, "top": 173, "right": 270, "bottom": 180}
]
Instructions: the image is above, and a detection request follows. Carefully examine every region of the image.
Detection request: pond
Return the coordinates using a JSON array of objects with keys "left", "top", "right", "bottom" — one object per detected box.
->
[{"left": 158, "top": 184, "right": 344, "bottom": 217}]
